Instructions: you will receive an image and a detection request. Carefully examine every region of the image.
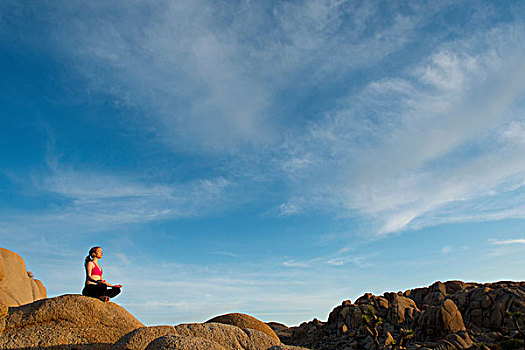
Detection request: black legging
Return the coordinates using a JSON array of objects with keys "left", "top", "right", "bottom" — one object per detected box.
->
[{"left": 82, "top": 283, "right": 121, "bottom": 299}]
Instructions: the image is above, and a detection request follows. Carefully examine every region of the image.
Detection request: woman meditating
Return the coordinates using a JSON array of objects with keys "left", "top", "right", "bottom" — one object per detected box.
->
[{"left": 82, "top": 246, "right": 122, "bottom": 302}]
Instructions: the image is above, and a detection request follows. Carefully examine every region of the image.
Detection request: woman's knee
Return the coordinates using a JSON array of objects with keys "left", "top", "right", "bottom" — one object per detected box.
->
[{"left": 108, "top": 287, "right": 121, "bottom": 298}]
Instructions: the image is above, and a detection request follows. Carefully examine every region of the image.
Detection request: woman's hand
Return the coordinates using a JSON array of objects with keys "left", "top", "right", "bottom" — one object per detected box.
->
[{"left": 114, "top": 284, "right": 123, "bottom": 288}]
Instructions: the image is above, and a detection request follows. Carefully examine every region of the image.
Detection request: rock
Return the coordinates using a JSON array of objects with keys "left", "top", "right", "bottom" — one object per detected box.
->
[
  {"left": 384, "top": 331, "right": 395, "bottom": 346},
  {"left": 384, "top": 293, "right": 420, "bottom": 324},
  {"left": 0, "top": 255, "right": 4, "bottom": 281},
  {"left": 0, "top": 247, "right": 47, "bottom": 307},
  {"left": 422, "top": 281, "right": 447, "bottom": 307},
  {"left": 406, "top": 287, "right": 430, "bottom": 309},
  {"left": 145, "top": 334, "right": 227, "bottom": 350},
  {"left": 437, "top": 331, "right": 473, "bottom": 349},
  {"left": 440, "top": 299, "right": 466, "bottom": 333},
  {"left": 31, "top": 278, "right": 46, "bottom": 300},
  {"left": 415, "top": 299, "right": 466, "bottom": 341},
  {"left": 474, "top": 331, "right": 502, "bottom": 344},
  {"left": 178, "top": 322, "right": 282, "bottom": 350},
  {"left": 112, "top": 325, "right": 178, "bottom": 350},
  {"left": 206, "top": 313, "right": 280, "bottom": 341},
  {"left": 0, "top": 299, "right": 7, "bottom": 332},
  {"left": 267, "top": 322, "right": 292, "bottom": 343},
  {"left": 115, "top": 323, "right": 307, "bottom": 350},
  {"left": 462, "top": 282, "right": 525, "bottom": 332},
  {"left": 444, "top": 281, "right": 467, "bottom": 295},
  {"left": 0, "top": 294, "right": 143, "bottom": 350}
]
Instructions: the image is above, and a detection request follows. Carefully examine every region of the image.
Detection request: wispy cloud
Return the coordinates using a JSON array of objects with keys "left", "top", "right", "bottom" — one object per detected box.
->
[
  {"left": 43, "top": 170, "right": 231, "bottom": 226},
  {"left": 213, "top": 251, "right": 239, "bottom": 258},
  {"left": 278, "top": 203, "right": 301, "bottom": 216},
  {"left": 0, "top": 158, "right": 235, "bottom": 235},
  {"left": 282, "top": 251, "right": 376, "bottom": 269},
  {"left": 282, "top": 260, "right": 310, "bottom": 268},
  {"left": 441, "top": 246, "right": 452, "bottom": 254},
  {"left": 326, "top": 258, "right": 344, "bottom": 266},
  {"left": 0, "top": 0, "right": 425, "bottom": 153},
  {"left": 278, "top": 21, "right": 525, "bottom": 234},
  {"left": 489, "top": 239, "right": 525, "bottom": 245},
  {"left": 2, "top": 1, "right": 524, "bottom": 237}
]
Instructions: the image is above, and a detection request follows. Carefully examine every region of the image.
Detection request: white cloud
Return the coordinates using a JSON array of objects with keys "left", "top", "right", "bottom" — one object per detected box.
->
[
  {"left": 279, "top": 202, "right": 301, "bottom": 216},
  {"left": 115, "top": 253, "right": 130, "bottom": 265},
  {"left": 282, "top": 251, "right": 375, "bottom": 270},
  {"left": 503, "top": 122, "right": 525, "bottom": 144},
  {"left": 441, "top": 246, "right": 452, "bottom": 254},
  {"left": 282, "top": 260, "right": 310, "bottom": 268},
  {"left": 213, "top": 251, "right": 239, "bottom": 258},
  {"left": 326, "top": 258, "right": 344, "bottom": 266},
  {"left": 418, "top": 51, "right": 478, "bottom": 93},
  {"left": 489, "top": 239, "right": 525, "bottom": 245}
]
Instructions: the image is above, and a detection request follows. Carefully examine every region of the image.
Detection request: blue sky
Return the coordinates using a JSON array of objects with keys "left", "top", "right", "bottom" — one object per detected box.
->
[{"left": 1, "top": 0, "right": 524, "bottom": 326}]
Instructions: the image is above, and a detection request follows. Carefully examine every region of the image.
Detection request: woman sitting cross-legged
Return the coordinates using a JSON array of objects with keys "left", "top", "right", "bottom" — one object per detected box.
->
[{"left": 82, "top": 246, "right": 122, "bottom": 302}]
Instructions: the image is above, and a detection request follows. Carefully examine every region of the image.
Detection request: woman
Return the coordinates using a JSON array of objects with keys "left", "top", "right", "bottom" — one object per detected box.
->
[{"left": 82, "top": 246, "right": 122, "bottom": 302}]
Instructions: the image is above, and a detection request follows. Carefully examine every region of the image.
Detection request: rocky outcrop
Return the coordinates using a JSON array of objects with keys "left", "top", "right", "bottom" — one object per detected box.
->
[
  {"left": 283, "top": 281, "right": 524, "bottom": 350},
  {"left": 114, "top": 323, "right": 306, "bottom": 350},
  {"left": 0, "top": 247, "right": 46, "bottom": 307},
  {"left": 0, "top": 294, "right": 144, "bottom": 350},
  {"left": 207, "top": 312, "right": 280, "bottom": 341}
]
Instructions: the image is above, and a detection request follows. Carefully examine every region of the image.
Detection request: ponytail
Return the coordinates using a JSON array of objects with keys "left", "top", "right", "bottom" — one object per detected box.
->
[
  {"left": 84, "top": 255, "right": 92, "bottom": 266},
  {"left": 84, "top": 246, "right": 101, "bottom": 266}
]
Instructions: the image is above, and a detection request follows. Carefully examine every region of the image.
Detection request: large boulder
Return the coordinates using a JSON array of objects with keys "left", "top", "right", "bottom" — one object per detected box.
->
[
  {"left": 0, "top": 247, "right": 46, "bottom": 307},
  {"left": 422, "top": 281, "right": 448, "bottom": 307},
  {"left": 0, "top": 294, "right": 143, "bottom": 350},
  {"left": 444, "top": 281, "right": 468, "bottom": 295},
  {"left": 176, "top": 322, "right": 280, "bottom": 349},
  {"left": 415, "top": 299, "right": 466, "bottom": 341},
  {"left": 383, "top": 292, "right": 420, "bottom": 324},
  {"left": 206, "top": 313, "right": 280, "bottom": 341}
]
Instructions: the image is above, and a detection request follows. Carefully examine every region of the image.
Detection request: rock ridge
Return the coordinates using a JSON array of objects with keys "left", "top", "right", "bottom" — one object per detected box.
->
[{"left": 273, "top": 280, "right": 524, "bottom": 350}]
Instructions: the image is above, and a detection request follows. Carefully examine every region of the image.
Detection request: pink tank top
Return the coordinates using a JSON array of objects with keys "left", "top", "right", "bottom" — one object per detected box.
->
[{"left": 91, "top": 262, "right": 103, "bottom": 276}]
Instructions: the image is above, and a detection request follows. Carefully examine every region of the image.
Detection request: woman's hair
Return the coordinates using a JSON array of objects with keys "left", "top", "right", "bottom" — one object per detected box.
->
[{"left": 84, "top": 246, "right": 101, "bottom": 266}]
